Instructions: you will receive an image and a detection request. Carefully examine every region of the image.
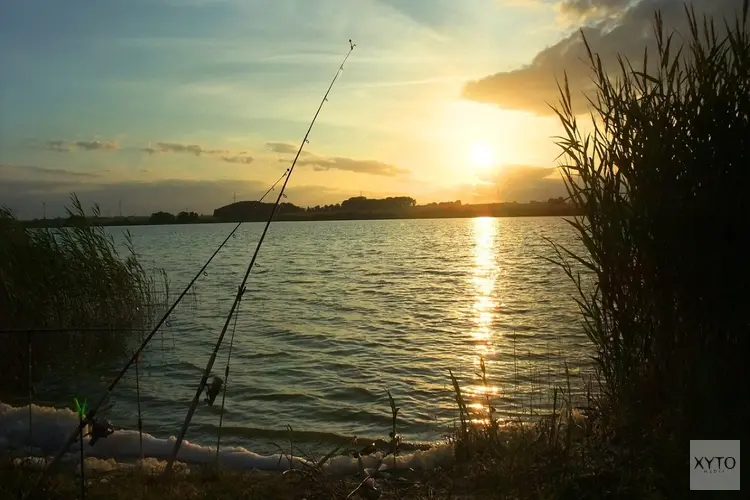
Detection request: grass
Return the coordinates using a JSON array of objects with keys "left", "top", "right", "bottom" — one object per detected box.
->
[
  {"left": 0, "top": 194, "right": 170, "bottom": 390},
  {"left": 0, "top": 460, "right": 462, "bottom": 500}
]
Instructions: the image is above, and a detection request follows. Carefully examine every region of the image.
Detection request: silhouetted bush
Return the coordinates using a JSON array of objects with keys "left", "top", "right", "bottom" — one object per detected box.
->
[{"left": 550, "top": 1, "right": 749, "bottom": 492}]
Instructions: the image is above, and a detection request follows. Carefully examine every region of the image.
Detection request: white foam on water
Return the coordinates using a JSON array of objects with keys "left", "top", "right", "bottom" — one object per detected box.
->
[{"left": 1, "top": 402, "right": 454, "bottom": 475}]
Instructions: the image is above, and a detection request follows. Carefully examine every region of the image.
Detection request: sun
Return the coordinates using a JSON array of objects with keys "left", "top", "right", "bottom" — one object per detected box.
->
[{"left": 469, "top": 142, "right": 496, "bottom": 170}]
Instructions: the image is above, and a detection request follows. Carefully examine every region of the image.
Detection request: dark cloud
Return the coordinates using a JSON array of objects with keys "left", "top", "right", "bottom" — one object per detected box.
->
[
  {"left": 268, "top": 141, "right": 407, "bottom": 177},
  {"left": 142, "top": 142, "right": 237, "bottom": 157},
  {"left": 463, "top": 0, "right": 744, "bottom": 115},
  {"left": 74, "top": 140, "right": 118, "bottom": 151},
  {"left": 266, "top": 142, "right": 311, "bottom": 157},
  {"left": 142, "top": 142, "right": 255, "bottom": 164},
  {"left": 204, "top": 149, "right": 231, "bottom": 156},
  {"left": 143, "top": 142, "right": 205, "bottom": 156},
  {"left": 42, "top": 139, "right": 118, "bottom": 152},
  {"left": 221, "top": 154, "right": 254, "bottom": 164},
  {"left": 266, "top": 142, "right": 296, "bottom": 155},
  {"left": 1, "top": 164, "right": 99, "bottom": 180},
  {"left": 296, "top": 156, "right": 409, "bottom": 177},
  {"left": 0, "top": 165, "right": 100, "bottom": 209}
]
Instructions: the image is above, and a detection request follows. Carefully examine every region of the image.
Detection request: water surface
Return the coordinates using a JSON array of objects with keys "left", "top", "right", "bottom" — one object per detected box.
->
[{"left": 13, "top": 217, "right": 592, "bottom": 454}]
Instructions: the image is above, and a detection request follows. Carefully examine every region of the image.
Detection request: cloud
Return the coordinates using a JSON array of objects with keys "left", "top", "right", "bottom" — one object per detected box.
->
[
  {"left": 74, "top": 140, "right": 119, "bottom": 151},
  {"left": 500, "top": 0, "right": 553, "bottom": 7},
  {"left": 141, "top": 142, "right": 402, "bottom": 175},
  {"left": 221, "top": 155, "right": 254, "bottom": 164},
  {"left": 43, "top": 140, "right": 73, "bottom": 153},
  {"left": 479, "top": 164, "right": 569, "bottom": 202},
  {"left": 0, "top": 164, "right": 100, "bottom": 206},
  {"left": 142, "top": 141, "right": 253, "bottom": 164},
  {"left": 268, "top": 142, "right": 407, "bottom": 177},
  {"left": 296, "top": 156, "right": 409, "bottom": 177},
  {"left": 559, "top": 0, "right": 633, "bottom": 22},
  {"left": 462, "top": 0, "right": 744, "bottom": 115},
  {"left": 265, "top": 142, "right": 314, "bottom": 157},
  {"left": 266, "top": 142, "right": 299, "bottom": 155},
  {"left": 419, "top": 165, "right": 569, "bottom": 204},
  {"left": 1, "top": 164, "right": 99, "bottom": 180},
  {"left": 42, "top": 139, "right": 118, "bottom": 153},
  {"left": 412, "top": 164, "right": 568, "bottom": 204},
  {"left": 143, "top": 142, "right": 206, "bottom": 156}
]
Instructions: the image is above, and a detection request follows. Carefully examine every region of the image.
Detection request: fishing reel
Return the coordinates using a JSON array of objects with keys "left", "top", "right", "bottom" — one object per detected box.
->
[
  {"left": 87, "top": 416, "right": 115, "bottom": 446},
  {"left": 204, "top": 376, "right": 224, "bottom": 406}
]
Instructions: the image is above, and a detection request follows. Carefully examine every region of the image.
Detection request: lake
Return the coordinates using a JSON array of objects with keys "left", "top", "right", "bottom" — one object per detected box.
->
[{"left": 13, "top": 217, "right": 593, "bottom": 456}]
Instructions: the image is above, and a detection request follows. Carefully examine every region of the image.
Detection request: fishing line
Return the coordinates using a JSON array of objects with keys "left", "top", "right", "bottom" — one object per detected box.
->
[
  {"left": 27, "top": 331, "right": 33, "bottom": 455},
  {"left": 164, "top": 39, "right": 357, "bottom": 475},
  {"left": 160, "top": 330, "right": 166, "bottom": 366},
  {"left": 214, "top": 297, "right": 241, "bottom": 463},
  {"left": 24, "top": 168, "right": 290, "bottom": 498},
  {"left": 135, "top": 350, "right": 143, "bottom": 464},
  {"left": 78, "top": 412, "right": 85, "bottom": 500}
]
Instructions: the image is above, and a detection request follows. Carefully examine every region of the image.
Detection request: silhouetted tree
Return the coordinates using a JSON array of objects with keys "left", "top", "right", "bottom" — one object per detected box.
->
[
  {"left": 149, "top": 211, "right": 176, "bottom": 224},
  {"left": 176, "top": 211, "right": 199, "bottom": 223},
  {"left": 340, "top": 196, "right": 417, "bottom": 212}
]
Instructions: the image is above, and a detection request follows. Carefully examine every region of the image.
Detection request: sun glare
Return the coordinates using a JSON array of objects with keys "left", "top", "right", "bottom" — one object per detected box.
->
[{"left": 469, "top": 142, "right": 496, "bottom": 170}]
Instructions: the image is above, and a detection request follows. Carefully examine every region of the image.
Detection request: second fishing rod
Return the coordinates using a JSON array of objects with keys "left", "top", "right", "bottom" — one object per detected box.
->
[{"left": 163, "top": 39, "right": 357, "bottom": 474}]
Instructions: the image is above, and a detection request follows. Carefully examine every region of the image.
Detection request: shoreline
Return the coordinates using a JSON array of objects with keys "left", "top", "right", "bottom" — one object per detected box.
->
[
  {"left": 0, "top": 400, "right": 456, "bottom": 494},
  {"left": 20, "top": 207, "right": 582, "bottom": 229}
]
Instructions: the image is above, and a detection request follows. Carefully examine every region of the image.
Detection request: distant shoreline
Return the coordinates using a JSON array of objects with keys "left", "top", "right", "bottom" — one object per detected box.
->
[{"left": 20, "top": 203, "right": 582, "bottom": 229}]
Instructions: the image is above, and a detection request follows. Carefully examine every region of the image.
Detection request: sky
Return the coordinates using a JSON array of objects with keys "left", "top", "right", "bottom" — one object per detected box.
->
[{"left": 0, "top": 0, "right": 742, "bottom": 218}]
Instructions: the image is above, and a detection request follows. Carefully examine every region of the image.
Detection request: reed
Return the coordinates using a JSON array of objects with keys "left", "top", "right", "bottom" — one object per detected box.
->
[
  {"left": 0, "top": 194, "right": 169, "bottom": 387},
  {"left": 547, "top": 0, "right": 750, "bottom": 494}
]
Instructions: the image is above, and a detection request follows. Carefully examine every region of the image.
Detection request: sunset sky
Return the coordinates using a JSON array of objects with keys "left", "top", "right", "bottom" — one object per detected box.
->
[{"left": 0, "top": 0, "right": 739, "bottom": 217}]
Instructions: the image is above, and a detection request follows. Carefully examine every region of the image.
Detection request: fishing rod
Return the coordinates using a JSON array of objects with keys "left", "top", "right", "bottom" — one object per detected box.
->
[
  {"left": 23, "top": 168, "right": 290, "bottom": 498},
  {"left": 163, "top": 39, "right": 357, "bottom": 475}
]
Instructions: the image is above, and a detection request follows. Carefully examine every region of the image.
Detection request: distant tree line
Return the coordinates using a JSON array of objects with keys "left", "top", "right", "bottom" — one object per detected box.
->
[
  {"left": 304, "top": 203, "right": 342, "bottom": 213},
  {"left": 149, "top": 211, "right": 200, "bottom": 224},
  {"left": 529, "top": 197, "right": 568, "bottom": 205},
  {"left": 17, "top": 195, "right": 576, "bottom": 228},
  {"left": 423, "top": 200, "right": 462, "bottom": 207},
  {"left": 339, "top": 196, "right": 417, "bottom": 211}
]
